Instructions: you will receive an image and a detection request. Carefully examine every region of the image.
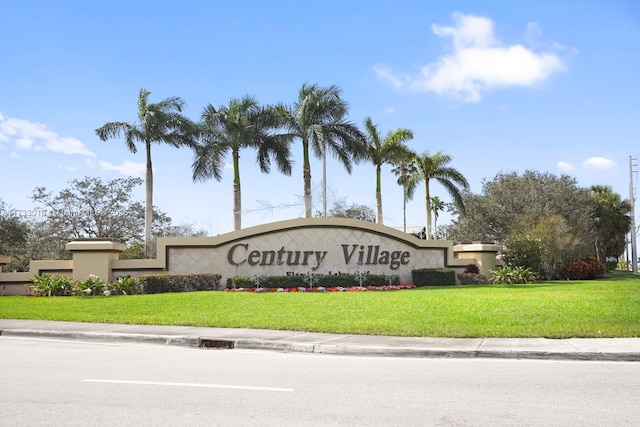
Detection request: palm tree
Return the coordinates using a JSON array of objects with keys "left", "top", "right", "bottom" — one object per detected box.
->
[
  {"left": 414, "top": 151, "right": 469, "bottom": 240},
  {"left": 589, "top": 185, "right": 631, "bottom": 262},
  {"left": 95, "top": 88, "right": 197, "bottom": 258},
  {"left": 430, "top": 196, "right": 446, "bottom": 235},
  {"left": 192, "top": 96, "right": 292, "bottom": 231},
  {"left": 362, "top": 117, "right": 413, "bottom": 225},
  {"left": 278, "top": 83, "right": 367, "bottom": 218},
  {"left": 390, "top": 149, "right": 418, "bottom": 233}
]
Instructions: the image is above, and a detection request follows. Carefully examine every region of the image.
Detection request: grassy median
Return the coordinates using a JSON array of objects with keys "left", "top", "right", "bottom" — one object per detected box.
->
[{"left": 1, "top": 271, "right": 639, "bottom": 338}]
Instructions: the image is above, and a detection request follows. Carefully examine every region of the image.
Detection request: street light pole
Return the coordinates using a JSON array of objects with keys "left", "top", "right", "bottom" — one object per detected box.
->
[{"left": 629, "top": 156, "right": 637, "bottom": 274}]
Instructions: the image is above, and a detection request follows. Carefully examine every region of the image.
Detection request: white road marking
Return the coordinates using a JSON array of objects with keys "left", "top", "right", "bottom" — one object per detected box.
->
[{"left": 82, "top": 378, "right": 294, "bottom": 392}]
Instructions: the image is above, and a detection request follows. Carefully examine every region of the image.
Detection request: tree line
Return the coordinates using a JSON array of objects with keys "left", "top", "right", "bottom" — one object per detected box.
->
[
  {"left": 95, "top": 85, "right": 469, "bottom": 257},
  {"left": 1, "top": 85, "right": 631, "bottom": 274},
  {"left": 442, "top": 171, "right": 631, "bottom": 279}
]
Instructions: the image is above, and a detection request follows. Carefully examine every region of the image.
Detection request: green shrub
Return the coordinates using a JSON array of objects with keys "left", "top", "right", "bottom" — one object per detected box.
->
[
  {"left": 457, "top": 272, "right": 489, "bottom": 285},
  {"left": 226, "top": 273, "right": 401, "bottom": 289},
  {"left": 604, "top": 260, "right": 618, "bottom": 271},
  {"left": 490, "top": 266, "right": 537, "bottom": 284},
  {"left": 315, "top": 274, "right": 358, "bottom": 288},
  {"left": 227, "top": 275, "right": 305, "bottom": 289},
  {"left": 139, "top": 273, "right": 222, "bottom": 294},
  {"left": 561, "top": 258, "right": 604, "bottom": 280},
  {"left": 502, "top": 236, "right": 543, "bottom": 274},
  {"left": 28, "top": 274, "right": 73, "bottom": 296},
  {"left": 73, "top": 275, "right": 105, "bottom": 296},
  {"left": 411, "top": 268, "right": 456, "bottom": 287}
]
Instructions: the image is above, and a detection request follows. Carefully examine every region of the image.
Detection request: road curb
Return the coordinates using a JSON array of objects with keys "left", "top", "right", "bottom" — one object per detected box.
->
[
  {"left": 0, "top": 329, "right": 200, "bottom": 347},
  {"left": 2, "top": 329, "right": 640, "bottom": 361}
]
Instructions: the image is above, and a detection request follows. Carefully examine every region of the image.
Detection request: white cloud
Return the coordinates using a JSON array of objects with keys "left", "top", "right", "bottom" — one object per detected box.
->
[
  {"left": 0, "top": 114, "right": 96, "bottom": 157},
  {"left": 99, "top": 160, "right": 146, "bottom": 177},
  {"left": 557, "top": 161, "right": 575, "bottom": 172},
  {"left": 525, "top": 21, "right": 542, "bottom": 46},
  {"left": 372, "top": 65, "right": 407, "bottom": 89},
  {"left": 582, "top": 157, "right": 616, "bottom": 170},
  {"left": 385, "top": 106, "right": 396, "bottom": 115},
  {"left": 374, "top": 12, "right": 566, "bottom": 103},
  {"left": 9, "top": 151, "right": 21, "bottom": 159}
]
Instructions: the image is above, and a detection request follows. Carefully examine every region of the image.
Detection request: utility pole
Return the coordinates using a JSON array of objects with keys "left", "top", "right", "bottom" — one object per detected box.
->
[{"left": 629, "top": 156, "right": 637, "bottom": 274}]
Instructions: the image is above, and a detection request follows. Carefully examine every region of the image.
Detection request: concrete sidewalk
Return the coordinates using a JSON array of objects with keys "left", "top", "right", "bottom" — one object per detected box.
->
[{"left": 1, "top": 319, "right": 639, "bottom": 361}]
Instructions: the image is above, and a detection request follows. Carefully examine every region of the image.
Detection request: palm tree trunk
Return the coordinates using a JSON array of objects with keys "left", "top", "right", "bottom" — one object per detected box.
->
[
  {"left": 233, "top": 182, "right": 241, "bottom": 231},
  {"left": 145, "top": 141, "right": 153, "bottom": 258},
  {"left": 434, "top": 213, "right": 438, "bottom": 236},
  {"left": 375, "top": 165, "right": 383, "bottom": 224},
  {"left": 303, "top": 139, "right": 312, "bottom": 218},
  {"left": 425, "top": 179, "right": 432, "bottom": 240},
  {"left": 233, "top": 152, "right": 241, "bottom": 231},
  {"left": 322, "top": 141, "right": 327, "bottom": 217},
  {"left": 403, "top": 185, "right": 407, "bottom": 233}
]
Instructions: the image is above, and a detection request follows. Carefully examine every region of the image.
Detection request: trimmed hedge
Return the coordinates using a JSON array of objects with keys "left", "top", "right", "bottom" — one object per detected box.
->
[
  {"left": 226, "top": 273, "right": 400, "bottom": 289},
  {"left": 138, "top": 273, "right": 222, "bottom": 294},
  {"left": 412, "top": 268, "right": 456, "bottom": 287}
]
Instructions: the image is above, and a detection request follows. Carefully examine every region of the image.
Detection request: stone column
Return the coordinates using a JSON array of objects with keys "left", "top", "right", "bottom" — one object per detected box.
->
[
  {"left": 452, "top": 242, "right": 501, "bottom": 276},
  {"left": 65, "top": 240, "right": 126, "bottom": 282}
]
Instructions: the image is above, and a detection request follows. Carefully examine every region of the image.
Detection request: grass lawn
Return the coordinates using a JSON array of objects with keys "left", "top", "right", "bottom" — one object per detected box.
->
[{"left": 1, "top": 271, "right": 639, "bottom": 338}]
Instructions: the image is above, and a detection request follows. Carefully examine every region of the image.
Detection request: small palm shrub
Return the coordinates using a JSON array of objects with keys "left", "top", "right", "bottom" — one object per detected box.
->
[
  {"left": 29, "top": 274, "right": 73, "bottom": 296},
  {"left": 490, "top": 266, "right": 537, "bottom": 284},
  {"left": 73, "top": 275, "right": 106, "bottom": 296},
  {"left": 108, "top": 275, "right": 142, "bottom": 295}
]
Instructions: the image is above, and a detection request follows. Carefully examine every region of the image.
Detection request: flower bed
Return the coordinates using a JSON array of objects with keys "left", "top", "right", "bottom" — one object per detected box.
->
[{"left": 225, "top": 284, "right": 416, "bottom": 292}]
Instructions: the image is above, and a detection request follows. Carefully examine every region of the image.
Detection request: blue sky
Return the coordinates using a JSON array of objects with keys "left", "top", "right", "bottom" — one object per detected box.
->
[{"left": 1, "top": 1, "right": 639, "bottom": 236}]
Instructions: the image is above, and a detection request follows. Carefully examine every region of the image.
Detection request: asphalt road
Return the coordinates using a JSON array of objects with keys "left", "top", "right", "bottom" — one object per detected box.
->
[{"left": 1, "top": 337, "right": 639, "bottom": 426}]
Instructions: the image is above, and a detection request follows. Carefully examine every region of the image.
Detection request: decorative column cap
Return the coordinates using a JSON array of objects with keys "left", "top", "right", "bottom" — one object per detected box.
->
[
  {"left": 453, "top": 242, "right": 501, "bottom": 253},
  {"left": 65, "top": 239, "right": 126, "bottom": 252}
]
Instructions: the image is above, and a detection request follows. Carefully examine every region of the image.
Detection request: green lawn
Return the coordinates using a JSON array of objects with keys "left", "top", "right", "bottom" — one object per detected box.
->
[{"left": 1, "top": 271, "right": 639, "bottom": 338}]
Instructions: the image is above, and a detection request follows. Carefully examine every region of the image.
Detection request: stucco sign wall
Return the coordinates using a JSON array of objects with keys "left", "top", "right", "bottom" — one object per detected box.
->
[{"left": 159, "top": 218, "right": 461, "bottom": 284}]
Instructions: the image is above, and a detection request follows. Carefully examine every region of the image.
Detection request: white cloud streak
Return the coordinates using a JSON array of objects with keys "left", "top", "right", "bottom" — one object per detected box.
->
[
  {"left": 373, "top": 13, "right": 566, "bottom": 103},
  {"left": 556, "top": 161, "right": 575, "bottom": 172},
  {"left": 582, "top": 157, "right": 616, "bottom": 170},
  {"left": 0, "top": 113, "right": 95, "bottom": 157},
  {"left": 98, "top": 160, "right": 146, "bottom": 177}
]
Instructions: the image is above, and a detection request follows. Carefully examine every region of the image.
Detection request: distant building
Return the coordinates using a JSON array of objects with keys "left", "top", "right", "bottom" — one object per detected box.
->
[{"left": 394, "top": 226, "right": 426, "bottom": 240}]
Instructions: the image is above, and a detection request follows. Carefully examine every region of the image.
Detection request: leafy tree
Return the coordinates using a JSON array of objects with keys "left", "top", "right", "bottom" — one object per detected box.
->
[
  {"left": 28, "top": 176, "right": 205, "bottom": 261},
  {"left": 362, "top": 117, "right": 413, "bottom": 224},
  {"left": 390, "top": 149, "right": 418, "bottom": 233},
  {"left": 442, "top": 171, "right": 626, "bottom": 279},
  {"left": 508, "top": 214, "right": 588, "bottom": 279},
  {"left": 95, "top": 88, "right": 198, "bottom": 257},
  {"left": 120, "top": 240, "right": 145, "bottom": 260},
  {"left": 278, "top": 83, "right": 367, "bottom": 218},
  {"left": 413, "top": 151, "right": 469, "bottom": 239},
  {"left": 192, "top": 96, "right": 292, "bottom": 231},
  {"left": 446, "top": 171, "right": 593, "bottom": 244},
  {"left": 327, "top": 199, "right": 375, "bottom": 222},
  {"left": 32, "top": 177, "right": 145, "bottom": 244},
  {"left": 0, "top": 200, "right": 29, "bottom": 269}
]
